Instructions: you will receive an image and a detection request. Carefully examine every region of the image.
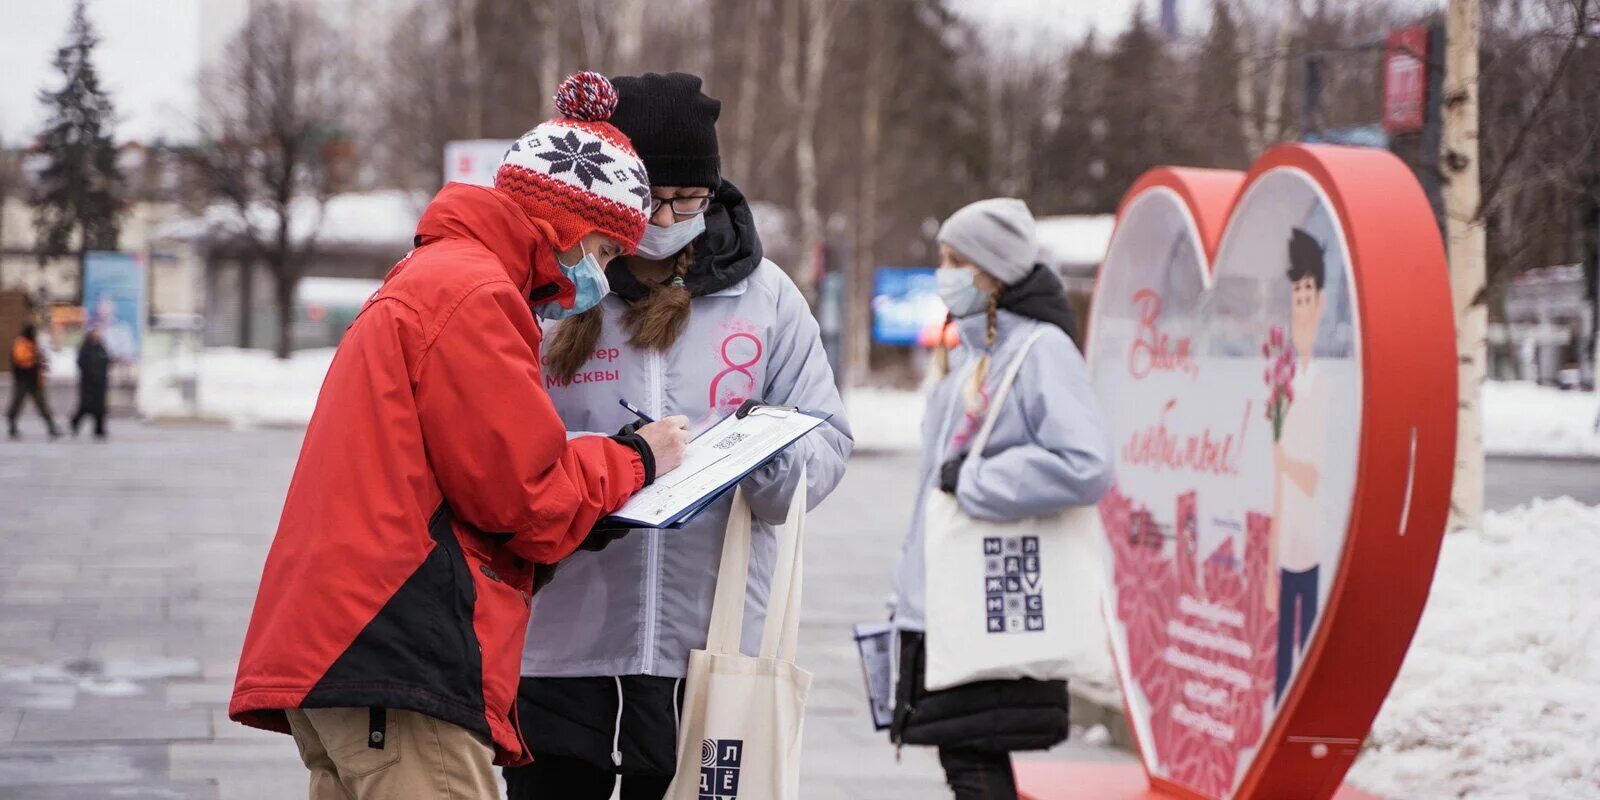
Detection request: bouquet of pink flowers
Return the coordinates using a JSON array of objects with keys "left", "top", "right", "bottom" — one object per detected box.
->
[{"left": 1262, "top": 326, "right": 1295, "bottom": 440}]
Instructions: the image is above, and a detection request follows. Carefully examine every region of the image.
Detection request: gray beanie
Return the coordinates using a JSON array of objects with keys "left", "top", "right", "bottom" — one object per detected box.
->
[{"left": 937, "top": 198, "right": 1038, "bottom": 286}]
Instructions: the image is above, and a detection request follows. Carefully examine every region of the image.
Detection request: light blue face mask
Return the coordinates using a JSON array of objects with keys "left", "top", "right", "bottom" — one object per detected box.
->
[
  {"left": 936, "top": 266, "right": 988, "bottom": 317},
  {"left": 535, "top": 244, "right": 611, "bottom": 320},
  {"left": 635, "top": 213, "right": 707, "bottom": 260}
]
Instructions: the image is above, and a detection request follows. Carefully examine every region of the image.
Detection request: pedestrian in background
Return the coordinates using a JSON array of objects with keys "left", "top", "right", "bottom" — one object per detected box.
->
[
  {"left": 229, "top": 72, "right": 690, "bottom": 800},
  {"left": 7, "top": 324, "right": 60, "bottom": 440},
  {"left": 888, "top": 198, "right": 1113, "bottom": 800},
  {"left": 72, "top": 329, "right": 110, "bottom": 439},
  {"left": 505, "top": 72, "right": 852, "bottom": 800}
]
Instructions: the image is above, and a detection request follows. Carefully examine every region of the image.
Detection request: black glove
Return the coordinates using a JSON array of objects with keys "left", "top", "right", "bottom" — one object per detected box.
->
[
  {"left": 938, "top": 455, "right": 965, "bottom": 494},
  {"left": 578, "top": 519, "right": 634, "bottom": 552}
]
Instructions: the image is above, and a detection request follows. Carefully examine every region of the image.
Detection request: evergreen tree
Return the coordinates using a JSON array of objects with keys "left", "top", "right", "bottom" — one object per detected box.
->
[{"left": 32, "top": 0, "right": 123, "bottom": 297}]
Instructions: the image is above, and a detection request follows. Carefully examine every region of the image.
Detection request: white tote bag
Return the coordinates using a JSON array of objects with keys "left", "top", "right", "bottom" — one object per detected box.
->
[
  {"left": 665, "top": 466, "right": 811, "bottom": 800},
  {"left": 923, "top": 329, "right": 1106, "bottom": 692}
]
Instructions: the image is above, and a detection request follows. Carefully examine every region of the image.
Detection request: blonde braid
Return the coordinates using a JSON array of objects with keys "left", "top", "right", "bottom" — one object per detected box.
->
[{"left": 962, "top": 290, "right": 1001, "bottom": 414}]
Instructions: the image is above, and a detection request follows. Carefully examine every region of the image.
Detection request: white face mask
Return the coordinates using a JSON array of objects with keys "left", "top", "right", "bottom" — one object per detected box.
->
[
  {"left": 634, "top": 213, "right": 707, "bottom": 260},
  {"left": 937, "top": 266, "right": 988, "bottom": 317}
]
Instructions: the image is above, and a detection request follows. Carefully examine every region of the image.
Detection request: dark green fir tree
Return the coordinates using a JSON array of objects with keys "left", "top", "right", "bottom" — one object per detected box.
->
[{"left": 32, "top": 0, "right": 124, "bottom": 301}]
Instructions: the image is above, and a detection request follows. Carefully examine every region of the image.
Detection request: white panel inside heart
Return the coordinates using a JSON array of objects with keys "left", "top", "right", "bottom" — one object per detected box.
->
[{"left": 1088, "top": 168, "right": 1366, "bottom": 798}]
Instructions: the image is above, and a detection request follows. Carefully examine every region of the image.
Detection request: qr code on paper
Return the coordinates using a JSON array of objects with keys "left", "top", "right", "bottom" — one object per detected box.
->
[{"left": 711, "top": 433, "right": 748, "bottom": 451}]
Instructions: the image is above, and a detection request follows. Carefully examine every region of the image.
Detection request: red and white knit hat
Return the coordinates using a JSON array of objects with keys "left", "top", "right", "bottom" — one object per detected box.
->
[{"left": 495, "top": 72, "right": 651, "bottom": 252}]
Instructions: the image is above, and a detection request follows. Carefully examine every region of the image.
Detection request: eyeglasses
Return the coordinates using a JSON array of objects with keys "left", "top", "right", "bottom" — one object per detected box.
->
[{"left": 649, "top": 194, "right": 713, "bottom": 217}]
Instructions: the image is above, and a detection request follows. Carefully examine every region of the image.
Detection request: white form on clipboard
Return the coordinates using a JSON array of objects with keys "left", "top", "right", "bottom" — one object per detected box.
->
[{"left": 603, "top": 405, "right": 829, "bottom": 529}]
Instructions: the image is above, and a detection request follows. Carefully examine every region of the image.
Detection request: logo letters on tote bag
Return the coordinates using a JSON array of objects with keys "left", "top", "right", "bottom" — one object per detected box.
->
[
  {"left": 984, "top": 535, "right": 1045, "bottom": 634},
  {"left": 698, "top": 738, "right": 744, "bottom": 799}
]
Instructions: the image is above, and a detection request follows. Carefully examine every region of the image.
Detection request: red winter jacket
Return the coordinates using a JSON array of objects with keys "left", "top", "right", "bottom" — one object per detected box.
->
[{"left": 229, "top": 183, "right": 646, "bottom": 765}]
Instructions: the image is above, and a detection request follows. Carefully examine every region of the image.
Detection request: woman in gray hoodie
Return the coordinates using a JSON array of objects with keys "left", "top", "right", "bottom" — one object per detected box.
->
[
  {"left": 503, "top": 73, "right": 852, "bottom": 800},
  {"left": 889, "top": 198, "right": 1114, "bottom": 800}
]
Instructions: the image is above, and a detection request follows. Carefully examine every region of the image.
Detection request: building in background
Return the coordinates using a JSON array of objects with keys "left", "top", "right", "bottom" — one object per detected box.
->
[
  {"left": 150, "top": 189, "right": 424, "bottom": 352},
  {"left": 1493, "top": 264, "right": 1594, "bottom": 388}
]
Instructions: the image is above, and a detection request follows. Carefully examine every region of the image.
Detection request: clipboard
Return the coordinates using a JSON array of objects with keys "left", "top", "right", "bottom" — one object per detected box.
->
[{"left": 602, "top": 403, "right": 832, "bottom": 529}]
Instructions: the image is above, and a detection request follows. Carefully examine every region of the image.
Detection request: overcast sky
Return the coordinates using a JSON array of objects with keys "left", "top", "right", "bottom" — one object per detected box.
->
[{"left": 0, "top": 0, "right": 1205, "bottom": 144}]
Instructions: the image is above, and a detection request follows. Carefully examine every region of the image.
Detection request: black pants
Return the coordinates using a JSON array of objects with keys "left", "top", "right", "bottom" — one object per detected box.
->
[
  {"left": 6, "top": 378, "right": 56, "bottom": 435},
  {"left": 503, "top": 753, "right": 671, "bottom": 800},
  {"left": 72, "top": 400, "right": 106, "bottom": 438},
  {"left": 939, "top": 747, "right": 1018, "bottom": 800}
]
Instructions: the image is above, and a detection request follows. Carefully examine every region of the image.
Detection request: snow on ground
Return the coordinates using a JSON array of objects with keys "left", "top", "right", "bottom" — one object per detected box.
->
[
  {"left": 844, "top": 386, "right": 926, "bottom": 452},
  {"left": 1483, "top": 381, "right": 1600, "bottom": 458},
  {"left": 139, "top": 347, "right": 335, "bottom": 428},
  {"left": 1348, "top": 498, "right": 1600, "bottom": 800}
]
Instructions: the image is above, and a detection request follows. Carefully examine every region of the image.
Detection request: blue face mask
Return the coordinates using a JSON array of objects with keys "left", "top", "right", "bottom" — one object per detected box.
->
[
  {"left": 535, "top": 244, "right": 611, "bottom": 320},
  {"left": 937, "top": 266, "right": 988, "bottom": 317}
]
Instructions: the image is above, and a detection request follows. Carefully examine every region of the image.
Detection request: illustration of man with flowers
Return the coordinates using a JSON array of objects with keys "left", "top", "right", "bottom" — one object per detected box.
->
[{"left": 1266, "top": 227, "right": 1330, "bottom": 706}]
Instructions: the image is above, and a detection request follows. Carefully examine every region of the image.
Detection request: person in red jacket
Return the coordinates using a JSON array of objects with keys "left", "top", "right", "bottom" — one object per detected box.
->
[{"left": 229, "top": 73, "right": 689, "bottom": 800}]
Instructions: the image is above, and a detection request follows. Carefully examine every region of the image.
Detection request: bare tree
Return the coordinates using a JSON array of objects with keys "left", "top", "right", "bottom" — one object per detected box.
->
[
  {"left": 728, "top": 0, "right": 770, "bottom": 182},
  {"left": 1231, "top": 0, "right": 1299, "bottom": 157},
  {"left": 192, "top": 1, "right": 348, "bottom": 359},
  {"left": 791, "top": 0, "right": 844, "bottom": 297}
]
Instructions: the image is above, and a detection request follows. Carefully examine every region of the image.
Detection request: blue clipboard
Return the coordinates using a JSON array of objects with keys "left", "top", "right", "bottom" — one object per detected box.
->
[{"left": 601, "top": 403, "right": 832, "bottom": 530}]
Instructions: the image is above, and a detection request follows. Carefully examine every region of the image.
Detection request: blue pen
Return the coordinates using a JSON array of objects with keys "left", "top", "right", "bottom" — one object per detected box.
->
[{"left": 619, "top": 398, "right": 655, "bottom": 425}]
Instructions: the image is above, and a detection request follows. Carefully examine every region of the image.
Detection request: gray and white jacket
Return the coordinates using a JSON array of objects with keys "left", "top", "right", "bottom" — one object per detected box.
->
[
  {"left": 522, "top": 259, "right": 853, "bottom": 679},
  {"left": 891, "top": 309, "right": 1114, "bottom": 631}
]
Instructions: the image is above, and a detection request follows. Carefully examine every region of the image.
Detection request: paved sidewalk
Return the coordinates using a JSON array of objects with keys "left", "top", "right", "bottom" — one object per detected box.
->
[{"left": 0, "top": 422, "right": 1126, "bottom": 799}]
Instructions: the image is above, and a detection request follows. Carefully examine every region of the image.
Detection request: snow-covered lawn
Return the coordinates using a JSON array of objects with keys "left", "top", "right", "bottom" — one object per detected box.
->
[
  {"left": 139, "top": 346, "right": 335, "bottom": 428},
  {"left": 844, "top": 386, "right": 926, "bottom": 452},
  {"left": 1483, "top": 381, "right": 1600, "bottom": 458},
  {"left": 1347, "top": 498, "right": 1600, "bottom": 800},
  {"left": 132, "top": 346, "right": 1600, "bottom": 461}
]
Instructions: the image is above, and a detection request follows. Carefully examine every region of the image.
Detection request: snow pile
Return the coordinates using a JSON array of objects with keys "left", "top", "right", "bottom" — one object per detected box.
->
[
  {"left": 1483, "top": 381, "right": 1600, "bottom": 458},
  {"left": 1348, "top": 498, "right": 1600, "bottom": 800},
  {"left": 844, "top": 386, "right": 924, "bottom": 452},
  {"left": 139, "top": 347, "right": 335, "bottom": 427}
]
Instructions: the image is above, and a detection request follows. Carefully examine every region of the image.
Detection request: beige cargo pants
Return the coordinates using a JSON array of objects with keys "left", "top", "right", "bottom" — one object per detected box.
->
[{"left": 286, "top": 707, "right": 500, "bottom": 800}]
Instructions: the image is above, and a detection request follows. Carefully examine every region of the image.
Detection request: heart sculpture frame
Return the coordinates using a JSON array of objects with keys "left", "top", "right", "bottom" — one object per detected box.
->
[{"left": 1083, "top": 143, "right": 1456, "bottom": 800}]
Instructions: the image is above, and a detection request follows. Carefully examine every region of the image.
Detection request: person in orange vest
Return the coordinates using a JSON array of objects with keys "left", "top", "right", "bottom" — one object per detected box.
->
[{"left": 7, "top": 324, "right": 61, "bottom": 439}]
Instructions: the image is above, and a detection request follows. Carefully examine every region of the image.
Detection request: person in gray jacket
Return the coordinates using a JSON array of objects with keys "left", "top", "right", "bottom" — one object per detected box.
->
[
  {"left": 889, "top": 198, "right": 1114, "bottom": 800},
  {"left": 504, "top": 73, "right": 852, "bottom": 800}
]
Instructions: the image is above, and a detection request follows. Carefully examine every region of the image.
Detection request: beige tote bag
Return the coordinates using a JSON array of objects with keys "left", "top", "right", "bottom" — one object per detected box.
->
[
  {"left": 923, "top": 329, "right": 1106, "bottom": 691},
  {"left": 664, "top": 466, "right": 811, "bottom": 800}
]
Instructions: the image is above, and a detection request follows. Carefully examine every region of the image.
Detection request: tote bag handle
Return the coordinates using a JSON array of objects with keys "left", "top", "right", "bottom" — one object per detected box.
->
[
  {"left": 705, "top": 464, "right": 808, "bottom": 660},
  {"left": 967, "top": 327, "right": 1050, "bottom": 457}
]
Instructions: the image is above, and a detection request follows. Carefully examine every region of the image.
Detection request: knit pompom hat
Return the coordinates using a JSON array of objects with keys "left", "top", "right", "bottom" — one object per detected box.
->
[{"left": 495, "top": 72, "right": 652, "bottom": 252}]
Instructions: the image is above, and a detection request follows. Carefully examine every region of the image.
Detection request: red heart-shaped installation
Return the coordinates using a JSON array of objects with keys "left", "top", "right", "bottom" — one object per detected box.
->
[{"left": 1084, "top": 143, "right": 1456, "bottom": 799}]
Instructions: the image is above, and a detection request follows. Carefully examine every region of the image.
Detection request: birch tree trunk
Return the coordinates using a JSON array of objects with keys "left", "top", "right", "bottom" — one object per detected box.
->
[
  {"left": 1261, "top": 0, "right": 1295, "bottom": 146},
  {"left": 454, "top": 0, "right": 483, "bottom": 138},
  {"left": 527, "top": 0, "right": 560, "bottom": 104},
  {"left": 1231, "top": 0, "right": 1262, "bottom": 156},
  {"left": 852, "top": 0, "right": 888, "bottom": 386},
  {"left": 729, "top": 0, "right": 768, "bottom": 182},
  {"left": 1443, "top": 0, "right": 1486, "bottom": 531},
  {"left": 614, "top": 0, "right": 647, "bottom": 76},
  {"left": 793, "top": 0, "right": 838, "bottom": 299}
]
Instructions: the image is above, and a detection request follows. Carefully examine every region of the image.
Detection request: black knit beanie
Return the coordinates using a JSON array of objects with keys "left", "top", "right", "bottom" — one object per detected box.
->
[{"left": 609, "top": 72, "right": 721, "bottom": 188}]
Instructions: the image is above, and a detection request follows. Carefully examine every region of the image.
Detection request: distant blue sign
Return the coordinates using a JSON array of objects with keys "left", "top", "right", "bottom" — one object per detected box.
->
[
  {"left": 1302, "top": 124, "right": 1390, "bottom": 149},
  {"left": 83, "top": 251, "right": 145, "bottom": 362},
  {"left": 873, "top": 267, "right": 945, "bottom": 346}
]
